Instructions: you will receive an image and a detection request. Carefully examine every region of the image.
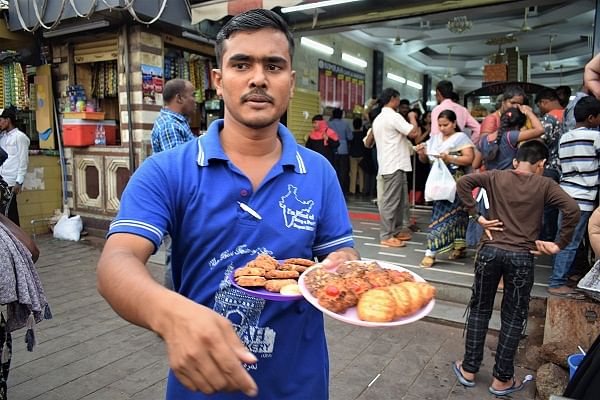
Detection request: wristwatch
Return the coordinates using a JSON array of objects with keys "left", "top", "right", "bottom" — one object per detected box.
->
[{"left": 470, "top": 212, "right": 481, "bottom": 221}]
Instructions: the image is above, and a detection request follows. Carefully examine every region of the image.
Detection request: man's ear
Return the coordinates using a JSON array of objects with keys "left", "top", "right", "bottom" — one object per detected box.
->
[
  {"left": 512, "top": 158, "right": 518, "bottom": 169},
  {"left": 212, "top": 68, "right": 223, "bottom": 97}
]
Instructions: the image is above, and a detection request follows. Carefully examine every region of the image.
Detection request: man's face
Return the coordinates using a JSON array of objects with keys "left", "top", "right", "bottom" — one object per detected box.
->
[
  {"left": 537, "top": 99, "right": 549, "bottom": 114},
  {"left": 399, "top": 103, "right": 410, "bottom": 116},
  {"left": 179, "top": 82, "right": 197, "bottom": 117},
  {"left": 502, "top": 95, "right": 524, "bottom": 112},
  {"left": 212, "top": 28, "right": 295, "bottom": 130},
  {"left": 0, "top": 117, "right": 8, "bottom": 131}
]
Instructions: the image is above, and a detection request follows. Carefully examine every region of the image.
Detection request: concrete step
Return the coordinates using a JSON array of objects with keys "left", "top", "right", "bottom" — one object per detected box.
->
[{"left": 426, "top": 299, "right": 501, "bottom": 332}]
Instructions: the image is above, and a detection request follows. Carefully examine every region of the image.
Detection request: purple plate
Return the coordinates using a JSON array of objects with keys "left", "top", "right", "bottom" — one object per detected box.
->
[{"left": 228, "top": 269, "right": 303, "bottom": 302}]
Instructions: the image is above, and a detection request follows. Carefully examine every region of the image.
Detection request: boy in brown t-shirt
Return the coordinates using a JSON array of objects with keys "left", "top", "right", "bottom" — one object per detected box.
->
[{"left": 452, "top": 140, "right": 580, "bottom": 396}]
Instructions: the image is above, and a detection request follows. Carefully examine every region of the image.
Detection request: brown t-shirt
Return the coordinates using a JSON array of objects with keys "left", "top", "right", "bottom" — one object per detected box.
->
[{"left": 457, "top": 170, "right": 580, "bottom": 252}]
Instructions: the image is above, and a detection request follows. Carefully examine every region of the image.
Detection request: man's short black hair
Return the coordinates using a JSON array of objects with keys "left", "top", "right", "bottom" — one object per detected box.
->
[
  {"left": 331, "top": 108, "right": 343, "bottom": 119},
  {"left": 535, "top": 88, "right": 559, "bottom": 104},
  {"left": 163, "top": 79, "right": 189, "bottom": 103},
  {"left": 0, "top": 106, "right": 17, "bottom": 124},
  {"left": 379, "top": 88, "right": 400, "bottom": 106},
  {"left": 502, "top": 85, "right": 526, "bottom": 101},
  {"left": 312, "top": 114, "right": 323, "bottom": 122},
  {"left": 436, "top": 80, "right": 454, "bottom": 99},
  {"left": 516, "top": 140, "right": 549, "bottom": 164},
  {"left": 215, "top": 9, "right": 294, "bottom": 68},
  {"left": 555, "top": 85, "right": 572, "bottom": 108},
  {"left": 352, "top": 117, "right": 362, "bottom": 130},
  {"left": 399, "top": 99, "right": 410, "bottom": 106},
  {"left": 574, "top": 96, "right": 600, "bottom": 122}
]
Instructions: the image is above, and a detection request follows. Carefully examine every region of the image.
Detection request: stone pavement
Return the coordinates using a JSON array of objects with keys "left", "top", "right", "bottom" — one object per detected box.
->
[{"left": 7, "top": 235, "right": 536, "bottom": 399}]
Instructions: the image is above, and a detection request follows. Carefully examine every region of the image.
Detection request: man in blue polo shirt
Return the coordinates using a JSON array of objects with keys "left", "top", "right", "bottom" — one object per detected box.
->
[{"left": 97, "top": 9, "right": 358, "bottom": 400}]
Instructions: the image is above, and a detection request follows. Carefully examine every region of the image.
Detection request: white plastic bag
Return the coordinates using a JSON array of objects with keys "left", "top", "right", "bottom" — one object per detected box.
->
[
  {"left": 53, "top": 214, "right": 83, "bottom": 241},
  {"left": 424, "top": 158, "right": 456, "bottom": 202}
]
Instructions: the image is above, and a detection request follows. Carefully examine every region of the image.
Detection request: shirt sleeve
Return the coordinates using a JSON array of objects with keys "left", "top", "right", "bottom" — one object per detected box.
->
[
  {"left": 430, "top": 107, "right": 440, "bottom": 136},
  {"left": 108, "top": 157, "right": 172, "bottom": 252},
  {"left": 480, "top": 114, "right": 498, "bottom": 135},
  {"left": 465, "top": 112, "right": 481, "bottom": 145},
  {"left": 394, "top": 113, "right": 414, "bottom": 136},
  {"left": 545, "top": 181, "right": 580, "bottom": 249},
  {"left": 312, "top": 162, "right": 354, "bottom": 257},
  {"left": 456, "top": 172, "right": 491, "bottom": 216},
  {"left": 15, "top": 133, "right": 30, "bottom": 184},
  {"left": 508, "top": 130, "right": 520, "bottom": 148}
]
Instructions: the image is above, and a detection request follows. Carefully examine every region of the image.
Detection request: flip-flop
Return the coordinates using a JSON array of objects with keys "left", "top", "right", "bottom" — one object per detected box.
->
[
  {"left": 452, "top": 361, "right": 475, "bottom": 387},
  {"left": 488, "top": 377, "right": 525, "bottom": 396},
  {"left": 380, "top": 237, "right": 406, "bottom": 247}
]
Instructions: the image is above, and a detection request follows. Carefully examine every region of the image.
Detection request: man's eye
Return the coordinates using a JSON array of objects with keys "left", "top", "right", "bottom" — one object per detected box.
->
[
  {"left": 267, "top": 64, "right": 282, "bottom": 71},
  {"left": 234, "top": 63, "right": 249, "bottom": 70}
]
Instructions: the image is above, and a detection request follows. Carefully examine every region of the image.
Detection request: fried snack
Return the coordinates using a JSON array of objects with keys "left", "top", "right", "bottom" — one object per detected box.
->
[
  {"left": 357, "top": 288, "right": 396, "bottom": 322},
  {"left": 303, "top": 267, "right": 337, "bottom": 296},
  {"left": 279, "top": 263, "right": 309, "bottom": 273},
  {"left": 343, "top": 276, "right": 372, "bottom": 298},
  {"left": 234, "top": 267, "right": 265, "bottom": 278},
  {"left": 264, "top": 279, "right": 298, "bottom": 292},
  {"left": 384, "top": 282, "right": 436, "bottom": 318},
  {"left": 283, "top": 257, "right": 315, "bottom": 266},
  {"left": 364, "top": 269, "right": 393, "bottom": 288},
  {"left": 265, "top": 270, "right": 299, "bottom": 279},
  {"left": 235, "top": 276, "right": 267, "bottom": 287},
  {"left": 254, "top": 254, "right": 280, "bottom": 271},
  {"left": 316, "top": 279, "right": 358, "bottom": 314},
  {"left": 280, "top": 283, "right": 301, "bottom": 295},
  {"left": 386, "top": 269, "right": 416, "bottom": 284}
]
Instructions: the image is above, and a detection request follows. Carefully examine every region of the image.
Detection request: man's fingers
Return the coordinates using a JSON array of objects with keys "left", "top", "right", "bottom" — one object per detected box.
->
[
  {"left": 530, "top": 250, "right": 542, "bottom": 255},
  {"left": 484, "top": 229, "right": 493, "bottom": 240}
]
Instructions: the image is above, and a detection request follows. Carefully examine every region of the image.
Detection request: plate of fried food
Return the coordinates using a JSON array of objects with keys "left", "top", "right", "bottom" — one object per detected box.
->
[
  {"left": 298, "top": 260, "right": 436, "bottom": 327},
  {"left": 230, "top": 254, "right": 316, "bottom": 301}
]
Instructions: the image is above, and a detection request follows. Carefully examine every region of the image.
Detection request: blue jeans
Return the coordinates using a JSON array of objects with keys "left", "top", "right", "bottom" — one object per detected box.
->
[{"left": 549, "top": 210, "right": 590, "bottom": 288}]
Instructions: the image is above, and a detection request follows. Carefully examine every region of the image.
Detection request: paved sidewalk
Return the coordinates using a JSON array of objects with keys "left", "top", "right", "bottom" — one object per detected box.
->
[{"left": 7, "top": 236, "right": 535, "bottom": 399}]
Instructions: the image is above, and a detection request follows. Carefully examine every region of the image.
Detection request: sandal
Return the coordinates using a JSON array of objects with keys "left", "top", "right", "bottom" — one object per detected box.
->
[
  {"left": 488, "top": 377, "right": 526, "bottom": 396},
  {"left": 420, "top": 256, "right": 435, "bottom": 268},
  {"left": 449, "top": 248, "right": 466, "bottom": 260},
  {"left": 452, "top": 361, "right": 475, "bottom": 387},
  {"left": 380, "top": 237, "right": 405, "bottom": 248}
]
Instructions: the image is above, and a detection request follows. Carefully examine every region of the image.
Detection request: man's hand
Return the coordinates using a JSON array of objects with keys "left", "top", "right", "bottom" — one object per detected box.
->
[
  {"left": 159, "top": 299, "right": 258, "bottom": 396},
  {"left": 477, "top": 216, "right": 503, "bottom": 240},
  {"left": 530, "top": 240, "right": 560, "bottom": 256},
  {"left": 319, "top": 247, "right": 359, "bottom": 270},
  {"left": 12, "top": 183, "right": 22, "bottom": 195},
  {"left": 415, "top": 143, "right": 426, "bottom": 156},
  {"left": 584, "top": 53, "right": 600, "bottom": 98}
]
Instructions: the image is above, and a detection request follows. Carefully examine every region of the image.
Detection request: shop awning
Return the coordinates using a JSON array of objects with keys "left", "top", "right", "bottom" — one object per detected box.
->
[
  {"left": 0, "top": 21, "right": 34, "bottom": 50},
  {"left": 190, "top": 0, "right": 300, "bottom": 24}
]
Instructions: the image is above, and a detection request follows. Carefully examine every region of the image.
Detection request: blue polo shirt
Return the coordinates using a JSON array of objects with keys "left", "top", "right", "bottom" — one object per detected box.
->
[{"left": 108, "top": 119, "right": 354, "bottom": 400}]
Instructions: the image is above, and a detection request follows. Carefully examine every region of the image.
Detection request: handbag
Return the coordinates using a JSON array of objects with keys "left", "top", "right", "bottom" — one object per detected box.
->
[{"left": 424, "top": 158, "right": 456, "bottom": 202}]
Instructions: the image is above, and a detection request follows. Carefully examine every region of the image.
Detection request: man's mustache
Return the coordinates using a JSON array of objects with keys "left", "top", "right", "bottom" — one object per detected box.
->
[{"left": 241, "top": 89, "right": 274, "bottom": 103}]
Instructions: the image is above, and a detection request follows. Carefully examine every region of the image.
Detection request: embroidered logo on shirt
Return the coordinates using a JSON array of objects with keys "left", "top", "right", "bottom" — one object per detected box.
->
[{"left": 278, "top": 184, "right": 316, "bottom": 231}]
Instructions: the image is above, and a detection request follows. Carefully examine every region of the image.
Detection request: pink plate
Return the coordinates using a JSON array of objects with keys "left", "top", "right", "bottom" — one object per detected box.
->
[
  {"left": 229, "top": 269, "right": 303, "bottom": 302},
  {"left": 298, "top": 261, "right": 435, "bottom": 327}
]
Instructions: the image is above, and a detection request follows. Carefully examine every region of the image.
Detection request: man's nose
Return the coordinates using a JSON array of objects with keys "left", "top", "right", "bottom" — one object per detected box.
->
[{"left": 249, "top": 66, "right": 267, "bottom": 88}]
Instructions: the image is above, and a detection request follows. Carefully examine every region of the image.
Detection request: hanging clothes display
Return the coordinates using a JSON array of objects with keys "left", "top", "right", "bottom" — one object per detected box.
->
[
  {"left": 0, "top": 54, "right": 28, "bottom": 110},
  {"left": 164, "top": 50, "right": 213, "bottom": 103}
]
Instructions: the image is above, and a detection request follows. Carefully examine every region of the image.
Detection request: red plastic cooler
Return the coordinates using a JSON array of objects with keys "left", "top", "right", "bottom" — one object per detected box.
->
[{"left": 62, "top": 119, "right": 117, "bottom": 146}]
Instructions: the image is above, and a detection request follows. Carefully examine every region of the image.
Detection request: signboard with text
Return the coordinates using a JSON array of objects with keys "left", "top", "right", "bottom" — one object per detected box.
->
[{"left": 318, "top": 59, "right": 365, "bottom": 112}]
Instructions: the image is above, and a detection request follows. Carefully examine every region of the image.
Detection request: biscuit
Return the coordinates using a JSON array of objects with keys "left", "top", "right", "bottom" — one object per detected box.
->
[
  {"left": 283, "top": 258, "right": 315, "bottom": 267},
  {"left": 234, "top": 267, "right": 265, "bottom": 278},
  {"left": 235, "top": 276, "right": 267, "bottom": 287},
  {"left": 265, "top": 269, "right": 299, "bottom": 279},
  {"left": 280, "top": 283, "right": 301, "bottom": 295},
  {"left": 254, "top": 254, "right": 280, "bottom": 271},
  {"left": 264, "top": 279, "right": 298, "bottom": 292},
  {"left": 279, "top": 263, "right": 308, "bottom": 273}
]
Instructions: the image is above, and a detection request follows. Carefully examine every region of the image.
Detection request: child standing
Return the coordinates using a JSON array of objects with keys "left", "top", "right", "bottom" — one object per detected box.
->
[
  {"left": 549, "top": 96, "right": 600, "bottom": 296},
  {"left": 452, "top": 140, "right": 580, "bottom": 396}
]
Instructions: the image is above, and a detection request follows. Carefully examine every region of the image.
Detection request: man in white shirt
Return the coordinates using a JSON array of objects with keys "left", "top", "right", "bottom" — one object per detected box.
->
[
  {"left": 0, "top": 107, "right": 30, "bottom": 225},
  {"left": 372, "top": 88, "right": 420, "bottom": 247}
]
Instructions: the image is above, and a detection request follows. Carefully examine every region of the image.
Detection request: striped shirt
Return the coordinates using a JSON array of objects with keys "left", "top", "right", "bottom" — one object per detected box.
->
[
  {"left": 150, "top": 108, "right": 195, "bottom": 153},
  {"left": 558, "top": 127, "right": 600, "bottom": 211}
]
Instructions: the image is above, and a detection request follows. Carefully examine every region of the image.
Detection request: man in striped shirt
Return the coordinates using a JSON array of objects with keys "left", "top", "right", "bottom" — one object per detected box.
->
[
  {"left": 550, "top": 96, "right": 600, "bottom": 296},
  {"left": 151, "top": 78, "right": 196, "bottom": 153},
  {"left": 150, "top": 78, "right": 197, "bottom": 289}
]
